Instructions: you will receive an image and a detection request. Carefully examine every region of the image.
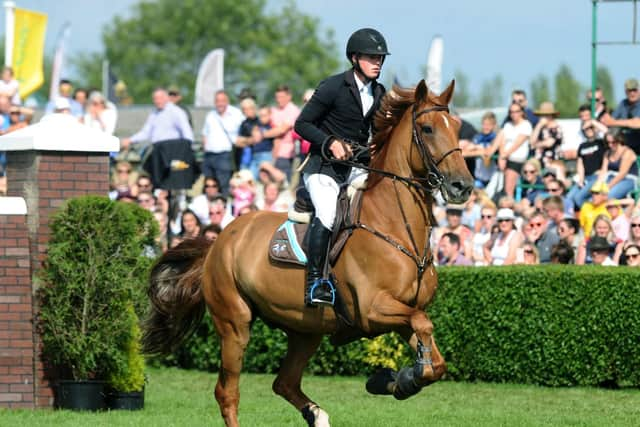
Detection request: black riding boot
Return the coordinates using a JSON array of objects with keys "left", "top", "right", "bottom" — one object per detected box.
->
[{"left": 305, "top": 217, "right": 335, "bottom": 307}]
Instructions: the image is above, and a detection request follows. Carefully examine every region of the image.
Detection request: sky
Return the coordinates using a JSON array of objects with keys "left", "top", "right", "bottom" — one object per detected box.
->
[{"left": 0, "top": 0, "right": 639, "bottom": 105}]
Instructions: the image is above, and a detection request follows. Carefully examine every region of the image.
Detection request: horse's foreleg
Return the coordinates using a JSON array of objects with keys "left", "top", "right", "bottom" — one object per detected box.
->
[
  {"left": 366, "top": 292, "right": 446, "bottom": 400},
  {"left": 272, "top": 332, "right": 330, "bottom": 427}
]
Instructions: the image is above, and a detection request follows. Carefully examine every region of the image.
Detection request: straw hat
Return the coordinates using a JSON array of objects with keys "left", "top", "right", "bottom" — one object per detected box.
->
[{"left": 534, "top": 101, "right": 560, "bottom": 117}]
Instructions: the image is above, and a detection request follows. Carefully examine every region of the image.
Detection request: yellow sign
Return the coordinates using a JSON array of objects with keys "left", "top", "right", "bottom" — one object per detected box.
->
[{"left": 13, "top": 8, "right": 47, "bottom": 99}]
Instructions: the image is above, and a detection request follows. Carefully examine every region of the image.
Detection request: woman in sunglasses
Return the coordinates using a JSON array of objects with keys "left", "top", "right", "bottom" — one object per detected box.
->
[
  {"left": 567, "top": 118, "right": 607, "bottom": 209},
  {"left": 614, "top": 214, "right": 640, "bottom": 264},
  {"left": 597, "top": 130, "right": 638, "bottom": 200},
  {"left": 622, "top": 244, "right": 640, "bottom": 267}
]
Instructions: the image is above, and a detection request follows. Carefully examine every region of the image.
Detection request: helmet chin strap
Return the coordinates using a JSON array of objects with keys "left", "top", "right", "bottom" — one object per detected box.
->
[{"left": 352, "top": 54, "right": 384, "bottom": 84}]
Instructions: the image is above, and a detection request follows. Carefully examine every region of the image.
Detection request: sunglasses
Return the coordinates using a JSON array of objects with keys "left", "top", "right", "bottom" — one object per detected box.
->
[
  {"left": 626, "top": 88, "right": 638, "bottom": 93},
  {"left": 631, "top": 223, "right": 640, "bottom": 228},
  {"left": 523, "top": 170, "right": 536, "bottom": 175},
  {"left": 205, "top": 184, "right": 219, "bottom": 188},
  {"left": 625, "top": 252, "right": 640, "bottom": 259},
  {"left": 117, "top": 169, "right": 130, "bottom": 173},
  {"left": 482, "top": 214, "right": 494, "bottom": 219},
  {"left": 497, "top": 218, "right": 512, "bottom": 223}
]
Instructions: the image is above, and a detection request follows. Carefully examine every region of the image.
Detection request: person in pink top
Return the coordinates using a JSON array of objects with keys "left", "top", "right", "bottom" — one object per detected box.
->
[{"left": 270, "top": 85, "right": 300, "bottom": 181}]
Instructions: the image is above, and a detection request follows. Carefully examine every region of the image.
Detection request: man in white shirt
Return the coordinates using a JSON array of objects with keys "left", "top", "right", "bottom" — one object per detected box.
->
[{"left": 202, "top": 90, "right": 244, "bottom": 196}]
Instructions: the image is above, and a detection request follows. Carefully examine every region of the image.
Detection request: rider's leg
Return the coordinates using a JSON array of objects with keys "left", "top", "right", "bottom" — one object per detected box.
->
[{"left": 303, "top": 173, "right": 339, "bottom": 306}]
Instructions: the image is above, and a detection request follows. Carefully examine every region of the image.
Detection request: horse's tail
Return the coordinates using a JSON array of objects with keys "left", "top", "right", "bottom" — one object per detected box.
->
[{"left": 142, "top": 237, "right": 212, "bottom": 356}]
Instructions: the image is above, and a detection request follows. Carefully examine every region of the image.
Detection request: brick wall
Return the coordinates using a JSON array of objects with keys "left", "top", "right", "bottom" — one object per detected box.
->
[
  {"left": 0, "top": 213, "right": 34, "bottom": 408},
  {"left": 2, "top": 150, "right": 111, "bottom": 408}
]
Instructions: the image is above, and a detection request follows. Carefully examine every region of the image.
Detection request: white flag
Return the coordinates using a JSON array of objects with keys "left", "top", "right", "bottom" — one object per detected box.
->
[
  {"left": 49, "top": 23, "right": 71, "bottom": 101},
  {"left": 425, "top": 36, "right": 443, "bottom": 94},
  {"left": 195, "top": 49, "right": 224, "bottom": 107}
]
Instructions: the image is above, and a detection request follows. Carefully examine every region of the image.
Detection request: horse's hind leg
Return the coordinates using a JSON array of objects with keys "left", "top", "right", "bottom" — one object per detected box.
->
[{"left": 272, "top": 332, "right": 330, "bottom": 427}]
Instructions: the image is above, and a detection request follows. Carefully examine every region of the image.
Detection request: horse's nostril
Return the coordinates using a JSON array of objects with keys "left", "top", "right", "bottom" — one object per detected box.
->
[{"left": 449, "top": 180, "right": 473, "bottom": 201}]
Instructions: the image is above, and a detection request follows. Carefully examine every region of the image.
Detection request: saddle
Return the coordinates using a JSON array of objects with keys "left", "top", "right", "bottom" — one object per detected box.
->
[{"left": 268, "top": 181, "right": 366, "bottom": 267}]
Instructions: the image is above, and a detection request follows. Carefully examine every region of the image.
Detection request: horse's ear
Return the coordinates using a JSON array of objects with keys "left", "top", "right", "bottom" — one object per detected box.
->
[
  {"left": 415, "top": 79, "right": 428, "bottom": 103},
  {"left": 439, "top": 79, "right": 456, "bottom": 105}
]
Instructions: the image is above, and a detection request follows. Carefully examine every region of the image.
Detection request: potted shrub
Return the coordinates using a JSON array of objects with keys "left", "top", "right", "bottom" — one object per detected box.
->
[
  {"left": 107, "top": 306, "right": 146, "bottom": 410},
  {"left": 37, "top": 196, "right": 157, "bottom": 410}
]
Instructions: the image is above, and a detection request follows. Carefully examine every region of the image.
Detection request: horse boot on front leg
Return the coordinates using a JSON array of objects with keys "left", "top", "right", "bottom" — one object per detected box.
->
[{"left": 304, "top": 217, "right": 335, "bottom": 307}]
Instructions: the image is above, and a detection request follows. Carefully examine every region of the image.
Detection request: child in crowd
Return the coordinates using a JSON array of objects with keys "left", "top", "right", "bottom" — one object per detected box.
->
[{"left": 462, "top": 112, "right": 497, "bottom": 188}]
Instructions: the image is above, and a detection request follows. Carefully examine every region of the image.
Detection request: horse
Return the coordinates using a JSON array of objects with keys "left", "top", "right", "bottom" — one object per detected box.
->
[{"left": 142, "top": 79, "right": 474, "bottom": 427}]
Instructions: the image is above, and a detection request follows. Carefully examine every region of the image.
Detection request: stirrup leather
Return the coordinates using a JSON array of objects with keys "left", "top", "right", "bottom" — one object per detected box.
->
[{"left": 306, "top": 278, "right": 336, "bottom": 306}]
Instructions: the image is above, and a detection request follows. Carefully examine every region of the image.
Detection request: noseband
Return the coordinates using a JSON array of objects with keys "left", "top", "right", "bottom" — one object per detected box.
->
[{"left": 411, "top": 105, "right": 461, "bottom": 191}]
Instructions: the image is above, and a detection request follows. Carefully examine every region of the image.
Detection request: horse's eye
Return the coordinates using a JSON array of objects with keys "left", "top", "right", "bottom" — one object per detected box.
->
[{"left": 422, "top": 125, "right": 433, "bottom": 135}]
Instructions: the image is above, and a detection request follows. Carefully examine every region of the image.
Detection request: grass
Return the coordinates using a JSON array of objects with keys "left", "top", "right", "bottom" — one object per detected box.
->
[{"left": 2, "top": 367, "right": 640, "bottom": 426}]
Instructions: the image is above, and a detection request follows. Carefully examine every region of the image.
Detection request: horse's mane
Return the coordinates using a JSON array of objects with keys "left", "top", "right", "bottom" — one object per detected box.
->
[{"left": 370, "top": 84, "right": 446, "bottom": 156}]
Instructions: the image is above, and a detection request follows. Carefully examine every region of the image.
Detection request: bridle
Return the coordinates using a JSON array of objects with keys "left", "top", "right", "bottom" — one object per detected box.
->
[{"left": 323, "top": 102, "right": 462, "bottom": 293}]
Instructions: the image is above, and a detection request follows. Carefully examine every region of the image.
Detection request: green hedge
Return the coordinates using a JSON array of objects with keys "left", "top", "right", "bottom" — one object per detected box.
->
[
  {"left": 434, "top": 266, "right": 640, "bottom": 387},
  {"left": 156, "top": 266, "right": 640, "bottom": 387}
]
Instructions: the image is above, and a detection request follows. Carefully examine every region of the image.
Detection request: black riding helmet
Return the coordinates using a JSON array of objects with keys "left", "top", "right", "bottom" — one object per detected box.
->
[{"left": 345, "top": 28, "right": 391, "bottom": 60}]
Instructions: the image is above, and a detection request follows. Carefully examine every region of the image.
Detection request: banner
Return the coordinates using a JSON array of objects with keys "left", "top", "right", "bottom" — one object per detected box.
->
[
  {"left": 195, "top": 48, "right": 224, "bottom": 107},
  {"left": 425, "top": 35, "right": 443, "bottom": 94},
  {"left": 49, "top": 23, "right": 71, "bottom": 101},
  {"left": 12, "top": 8, "right": 47, "bottom": 99}
]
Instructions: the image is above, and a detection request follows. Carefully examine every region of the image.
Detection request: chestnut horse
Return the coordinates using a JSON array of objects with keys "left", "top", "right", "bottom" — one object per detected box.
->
[{"left": 143, "top": 79, "right": 473, "bottom": 427}]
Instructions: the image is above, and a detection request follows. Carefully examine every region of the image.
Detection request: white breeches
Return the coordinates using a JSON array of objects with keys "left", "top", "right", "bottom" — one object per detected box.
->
[{"left": 303, "top": 167, "right": 367, "bottom": 230}]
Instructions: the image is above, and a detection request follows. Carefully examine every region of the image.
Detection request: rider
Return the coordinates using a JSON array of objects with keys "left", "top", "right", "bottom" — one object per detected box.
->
[{"left": 294, "top": 28, "right": 390, "bottom": 306}]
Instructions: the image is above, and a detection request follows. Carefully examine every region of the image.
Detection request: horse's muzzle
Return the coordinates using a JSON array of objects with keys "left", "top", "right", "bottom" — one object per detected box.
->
[{"left": 444, "top": 178, "right": 473, "bottom": 204}]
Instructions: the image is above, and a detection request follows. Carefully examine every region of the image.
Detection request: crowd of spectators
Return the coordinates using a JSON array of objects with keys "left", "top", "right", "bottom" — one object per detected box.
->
[{"left": 2, "top": 71, "right": 640, "bottom": 267}]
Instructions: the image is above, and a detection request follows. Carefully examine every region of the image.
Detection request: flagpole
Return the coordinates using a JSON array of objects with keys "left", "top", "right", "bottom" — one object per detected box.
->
[
  {"left": 102, "top": 59, "right": 109, "bottom": 96},
  {"left": 4, "top": 1, "right": 15, "bottom": 66}
]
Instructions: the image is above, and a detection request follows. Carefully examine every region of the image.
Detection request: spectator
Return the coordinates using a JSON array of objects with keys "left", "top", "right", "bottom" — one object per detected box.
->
[
  {"left": 526, "top": 210, "right": 559, "bottom": 264},
  {"left": 291, "top": 88, "right": 315, "bottom": 162},
  {"left": 6, "top": 105, "right": 33, "bottom": 133},
  {"left": 579, "top": 181, "right": 610, "bottom": 237},
  {"left": 171, "top": 209, "right": 202, "bottom": 247},
  {"left": 614, "top": 214, "right": 640, "bottom": 264},
  {"left": 0, "top": 66, "right": 20, "bottom": 104},
  {"left": 242, "top": 102, "right": 275, "bottom": 180},
  {"left": 109, "top": 161, "right": 138, "bottom": 200},
  {"left": 255, "top": 181, "right": 290, "bottom": 212},
  {"left": 550, "top": 240, "right": 575, "bottom": 264},
  {"left": 201, "top": 223, "right": 222, "bottom": 242},
  {"left": 586, "top": 87, "right": 608, "bottom": 121},
  {"left": 436, "top": 204, "right": 473, "bottom": 260},
  {"left": 606, "top": 199, "right": 631, "bottom": 241},
  {"left": 542, "top": 196, "right": 565, "bottom": 234},
  {"left": 502, "top": 89, "right": 539, "bottom": 128},
  {"left": 45, "top": 79, "right": 83, "bottom": 117},
  {"left": 544, "top": 179, "right": 573, "bottom": 215},
  {"left": 519, "top": 242, "right": 540, "bottom": 265},
  {"left": 454, "top": 112, "right": 478, "bottom": 178},
  {"left": 73, "top": 88, "right": 88, "bottom": 113},
  {"left": 601, "top": 78, "right": 640, "bottom": 155},
  {"left": 517, "top": 158, "right": 544, "bottom": 204},
  {"left": 83, "top": 91, "right": 117, "bottom": 134},
  {"left": 229, "top": 169, "right": 256, "bottom": 217},
  {"left": 168, "top": 85, "right": 193, "bottom": 127},
  {"left": 472, "top": 203, "right": 497, "bottom": 266},
  {"left": 135, "top": 174, "right": 154, "bottom": 196},
  {"left": 463, "top": 111, "right": 497, "bottom": 189},
  {"left": 136, "top": 191, "right": 156, "bottom": 211},
  {"left": 531, "top": 102, "right": 563, "bottom": 168},
  {"left": 577, "top": 214, "right": 619, "bottom": 264},
  {"left": 152, "top": 207, "right": 169, "bottom": 252},
  {"left": 208, "top": 195, "right": 234, "bottom": 229},
  {"left": 236, "top": 98, "right": 259, "bottom": 173},
  {"left": 438, "top": 232, "right": 472, "bottom": 266},
  {"left": 485, "top": 208, "right": 523, "bottom": 265},
  {"left": 461, "top": 188, "right": 482, "bottom": 230},
  {"left": 597, "top": 129, "right": 638, "bottom": 200},
  {"left": 557, "top": 217, "right": 583, "bottom": 256},
  {"left": 487, "top": 102, "right": 532, "bottom": 198},
  {"left": 622, "top": 243, "right": 640, "bottom": 266},
  {"left": 587, "top": 236, "right": 617, "bottom": 266},
  {"left": 270, "top": 85, "right": 300, "bottom": 181},
  {"left": 189, "top": 176, "right": 221, "bottom": 225},
  {"left": 200, "top": 90, "right": 244, "bottom": 196},
  {"left": 121, "top": 87, "right": 194, "bottom": 149},
  {"left": 567, "top": 117, "right": 607, "bottom": 209}
]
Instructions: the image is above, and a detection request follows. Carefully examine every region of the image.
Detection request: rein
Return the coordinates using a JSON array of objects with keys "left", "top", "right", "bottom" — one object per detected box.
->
[{"left": 326, "top": 104, "right": 459, "bottom": 292}]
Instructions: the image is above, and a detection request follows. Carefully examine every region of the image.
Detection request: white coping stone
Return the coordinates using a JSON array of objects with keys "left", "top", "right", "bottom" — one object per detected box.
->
[
  {"left": 0, "top": 113, "right": 119, "bottom": 152},
  {"left": 0, "top": 197, "right": 28, "bottom": 215}
]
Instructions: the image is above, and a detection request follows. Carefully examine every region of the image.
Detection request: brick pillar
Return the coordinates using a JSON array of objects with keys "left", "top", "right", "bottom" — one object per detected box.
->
[
  {"left": 0, "top": 199, "right": 33, "bottom": 408},
  {"left": 1, "top": 119, "right": 117, "bottom": 408}
]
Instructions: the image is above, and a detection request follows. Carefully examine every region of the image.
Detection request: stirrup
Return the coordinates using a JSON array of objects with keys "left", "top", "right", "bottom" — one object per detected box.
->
[{"left": 306, "top": 278, "right": 336, "bottom": 307}]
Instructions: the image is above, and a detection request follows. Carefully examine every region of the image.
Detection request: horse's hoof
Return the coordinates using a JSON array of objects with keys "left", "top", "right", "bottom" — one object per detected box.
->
[{"left": 365, "top": 368, "right": 397, "bottom": 395}]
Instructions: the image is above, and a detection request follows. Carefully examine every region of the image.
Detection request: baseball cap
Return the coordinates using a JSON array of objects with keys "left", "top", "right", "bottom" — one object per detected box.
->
[
  {"left": 625, "top": 78, "right": 639, "bottom": 91},
  {"left": 496, "top": 208, "right": 515, "bottom": 221},
  {"left": 590, "top": 181, "right": 609, "bottom": 194}
]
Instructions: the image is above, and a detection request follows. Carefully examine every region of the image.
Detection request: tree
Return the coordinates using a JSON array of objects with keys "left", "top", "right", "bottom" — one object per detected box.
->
[
  {"left": 452, "top": 68, "right": 471, "bottom": 108},
  {"left": 554, "top": 64, "right": 581, "bottom": 118},
  {"left": 74, "top": 0, "right": 339, "bottom": 104},
  {"left": 474, "top": 74, "right": 504, "bottom": 108},
  {"left": 530, "top": 74, "right": 551, "bottom": 109},
  {"left": 597, "top": 65, "right": 615, "bottom": 107}
]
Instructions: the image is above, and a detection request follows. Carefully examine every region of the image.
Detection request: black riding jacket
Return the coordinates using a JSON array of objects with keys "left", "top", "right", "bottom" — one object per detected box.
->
[{"left": 294, "top": 70, "right": 385, "bottom": 181}]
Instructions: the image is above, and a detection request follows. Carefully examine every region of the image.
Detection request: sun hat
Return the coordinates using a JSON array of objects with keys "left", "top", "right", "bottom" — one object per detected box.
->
[
  {"left": 534, "top": 101, "right": 560, "bottom": 117},
  {"left": 496, "top": 208, "right": 515, "bottom": 221},
  {"left": 624, "top": 78, "right": 639, "bottom": 91},
  {"left": 589, "top": 236, "right": 610, "bottom": 252}
]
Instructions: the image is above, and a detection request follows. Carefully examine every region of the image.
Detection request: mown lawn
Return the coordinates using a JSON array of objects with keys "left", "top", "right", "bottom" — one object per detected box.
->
[{"left": 2, "top": 367, "right": 639, "bottom": 426}]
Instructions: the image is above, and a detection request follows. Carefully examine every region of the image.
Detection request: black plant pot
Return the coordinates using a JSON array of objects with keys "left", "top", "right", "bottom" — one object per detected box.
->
[
  {"left": 107, "top": 389, "right": 145, "bottom": 410},
  {"left": 56, "top": 380, "right": 106, "bottom": 411}
]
